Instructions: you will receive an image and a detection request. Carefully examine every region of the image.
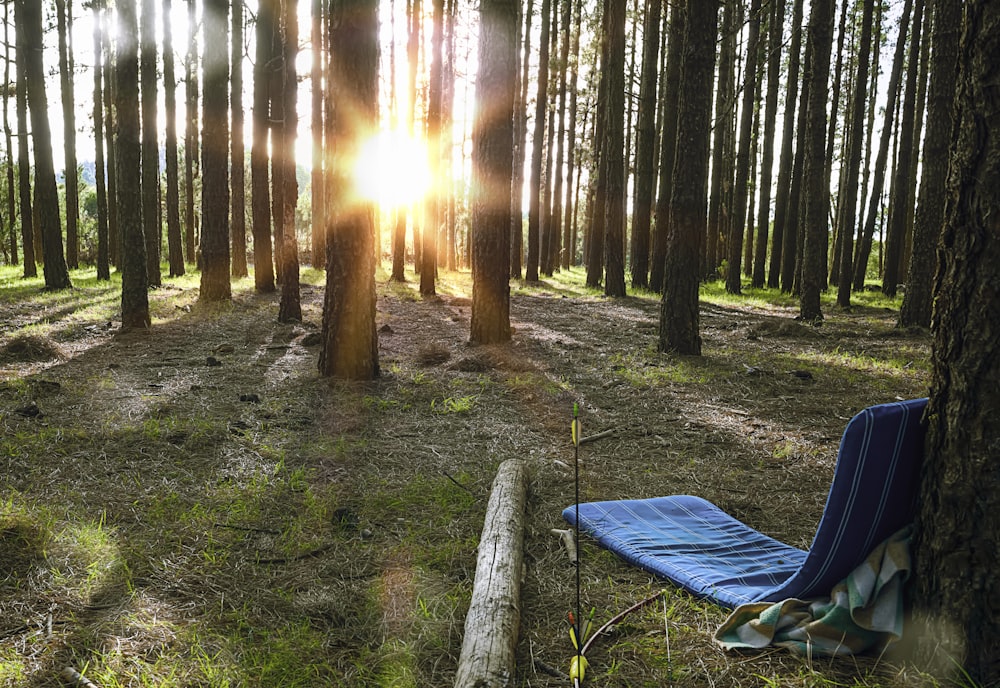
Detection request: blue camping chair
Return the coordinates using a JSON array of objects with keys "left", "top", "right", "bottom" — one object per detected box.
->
[{"left": 563, "top": 398, "right": 927, "bottom": 608}]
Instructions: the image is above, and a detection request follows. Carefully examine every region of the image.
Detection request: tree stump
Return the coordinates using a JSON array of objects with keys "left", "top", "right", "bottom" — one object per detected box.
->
[{"left": 453, "top": 459, "right": 528, "bottom": 688}]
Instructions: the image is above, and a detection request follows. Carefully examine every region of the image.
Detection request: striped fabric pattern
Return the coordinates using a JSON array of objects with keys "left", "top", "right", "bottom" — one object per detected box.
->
[{"left": 562, "top": 398, "right": 927, "bottom": 609}]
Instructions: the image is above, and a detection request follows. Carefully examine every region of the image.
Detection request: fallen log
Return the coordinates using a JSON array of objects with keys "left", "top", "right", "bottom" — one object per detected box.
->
[{"left": 453, "top": 459, "right": 528, "bottom": 688}]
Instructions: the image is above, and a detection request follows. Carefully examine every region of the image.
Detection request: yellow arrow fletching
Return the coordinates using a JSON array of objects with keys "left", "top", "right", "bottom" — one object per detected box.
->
[{"left": 570, "top": 654, "right": 588, "bottom": 682}]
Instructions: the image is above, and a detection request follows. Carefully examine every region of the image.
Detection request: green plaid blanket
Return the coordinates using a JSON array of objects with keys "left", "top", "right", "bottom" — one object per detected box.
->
[{"left": 715, "top": 526, "right": 911, "bottom": 656}]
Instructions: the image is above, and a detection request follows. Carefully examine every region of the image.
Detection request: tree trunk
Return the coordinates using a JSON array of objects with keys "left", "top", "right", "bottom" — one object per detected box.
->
[
  {"left": 184, "top": 0, "right": 199, "bottom": 264},
  {"left": 406, "top": 0, "right": 422, "bottom": 274},
  {"left": 585, "top": 11, "right": 609, "bottom": 290},
  {"left": 141, "top": 0, "right": 161, "bottom": 286},
  {"left": 539, "top": 0, "right": 558, "bottom": 277},
  {"left": 56, "top": 0, "right": 80, "bottom": 270},
  {"left": 470, "top": 0, "right": 516, "bottom": 345},
  {"left": 561, "top": 0, "right": 582, "bottom": 269},
  {"left": 509, "top": 0, "right": 532, "bottom": 278},
  {"left": 725, "top": 0, "right": 762, "bottom": 295},
  {"left": 230, "top": 0, "right": 248, "bottom": 278},
  {"left": 882, "top": 0, "right": 924, "bottom": 297},
  {"left": 602, "top": 0, "right": 626, "bottom": 297},
  {"left": 629, "top": 0, "right": 660, "bottom": 289},
  {"left": 899, "top": 0, "right": 960, "bottom": 327},
  {"left": 911, "top": 6, "right": 1000, "bottom": 684},
  {"left": 421, "top": 0, "right": 445, "bottom": 296},
  {"left": 706, "top": 0, "right": 736, "bottom": 282},
  {"left": 310, "top": 0, "right": 325, "bottom": 271},
  {"left": 2, "top": 2, "right": 16, "bottom": 267},
  {"left": 18, "top": 0, "right": 71, "bottom": 290},
  {"left": 164, "top": 0, "right": 185, "bottom": 278},
  {"left": 11, "top": 3, "right": 33, "bottom": 276},
  {"left": 835, "top": 0, "right": 875, "bottom": 309},
  {"left": 853, "top": 0, "right": 912, "bottom": 290},
  {"left": 649, "top": 0, "right": 684, "bottom": 292},
  {"left": 549, "top": 0, "right": 571, "bottom": 276},
  {"left": 659, "top": 0, "right": 715, "bottom": 355},
  {"left": 526, "top": 0, "right": 551, "bottom": 283},
  {"left": 279, "top": 0, "right": 302, "bottom": 321},
  {"left": 453, "top": 460, "right": 527, "bottom": 688},
  {"left": 93, "top": 0, "right": 111, "bottom": 281},
  {"left": 115, "top": 0, "right": 150, "bottom": 328},
  {"left": 798, "top": 0, "right": 836, "bottom": 321},
  {"left": 251, "top": 0, "right": 276, "bottom": 292},
  {"left": 320, "top": 0, "right": 380, "bottom": 381},
  {"left": 103, "top": 6, "right": 119, "bottom": 269},
  {"left": 751, "top": 0, "right": 785, "bottom": 289},
  {"left": 199, "top": 0, "right": 231, "bottom": 302},
  {"left": 820, "top": 0, "right": 849, "bottom": 289}
]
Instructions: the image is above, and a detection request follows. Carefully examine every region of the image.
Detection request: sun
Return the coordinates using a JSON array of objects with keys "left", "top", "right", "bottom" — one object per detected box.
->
[{"left": 354, "top": 129, "right": 432, "bottom": 210}]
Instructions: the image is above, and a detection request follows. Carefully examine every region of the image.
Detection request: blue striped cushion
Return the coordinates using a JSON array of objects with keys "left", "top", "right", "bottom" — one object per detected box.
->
[{"left": 563, "top": 398, "right": 927, "bottom": 608}]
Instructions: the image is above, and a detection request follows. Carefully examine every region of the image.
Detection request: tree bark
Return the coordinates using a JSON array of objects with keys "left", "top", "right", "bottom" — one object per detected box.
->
[
  {"left": 526, "top": 0, "right": 551, "bottom": 283},
  {"left": 561, "top": 0, "right": 582, "bottom": 269},
  {"left": 279, "top": 0, "right": 302, "bottom": 321},
  {"left": 56, "top": 0, "right": 80, "bottom": 270},
  {"left": 659, "top": 0, "right": 715, "bottom": 355},
  {"left": 421, "top": 0, "right": 446, "bottom": 296},
  {"left": 705, "top": 0, "right": 735, "bottom": 282},
  {"left": 320, "top": 0, "right": 380, "bottom": 380},
  {"left": 725, "top": 0, "right": 762, "bottom": 295},
  {"left": 310, "top": 0, "right": 325, "bottom": 271},
  {"left": 470, "top": 0, "right": 516, "bottom": 345},
  {"left": 199, "top": 0, "right": 231, "bottom": 302},
  {"left": 93, "top": 0, "right": 111, "bottom": 281},
  {"left": 115, "top": 0, "right": 150, "bottom": 328},
  {"left": 911, "top": 6, "right": 1000, "bottom": 684},
  {"left": 18, "top": 0, "right": 72, "bottom": 290},
  {"left": 164, "top": 0, "right": 185, "bottom": 278},
  {"left": 13, "top": 4, "right": 35, "bottom": 277},
  {"left": 184, "top": 0, "right": 199, "bottom": 264},
  {"left": 602, "top": 0, "right": 627, "bottom": 298},
  {"left": 453, "top": 460, "right": 527, "bottom": 688},
  {"left": 629, "top": 0, "right": 660, "bottom": 289},
  {"left": 230, "top": 0, "right": 248, "bottom": 278},
  {"left": 141, "top": 0, "right": 161, "bottom": 286},
  {"left": 509, "top": 0, "right": 532, "bottom": 278},
  {"left": 899, "top": 0, "right": 960, "bottom": 327},
  {"left": 252, "top": 0, "right": 276, "bottom": 292},
  {"left": 103, "top": 5, "right": 119, "bottom": 268},
  {"left": 2, "top": 3, "right": 16, "bottom": 267}
]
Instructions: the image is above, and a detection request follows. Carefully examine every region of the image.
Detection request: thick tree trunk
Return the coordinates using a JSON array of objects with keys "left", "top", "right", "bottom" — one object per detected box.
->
[
  {"left": 602, "top": 0, "right": 627, "bottom": 298},
  {"left": 199, "top": 0, "right": 231, "bottom": 302},
  {"left": 18, "top": 0, "right": 71, "bottom": 290},
  {"left": 310, "top": 0, "right": 325, "bottom": 271},
  {"left": 899, "top": 0, "right": 960, "bottom": 327},
  {"left": 164, "top": 0, "right": 185, "bottom": 278},
  {"left": 453, "top": 460, "right": 527, "bottom": 688},
  {"left": 911, "top": 6, "right": 1000, "bottom": 684},
  {"left": 470, "top": 0, "right": 516, "bottom": 345},
  {"left": 320, "top": 0, "right": 380, "bottom": 381},
  {"left": 659, "top": 0, "right": 715, "bottom": 355},
  {"left": 279, "top": 0, "right": 302, "bottom": 322},
  {"left": 115, "top": 0, "right": 150, "bottom": 328},
  {"left": 798, "top": 0, "right": 836, "bottom": 321},
  {"left": 251, "top": 0, "right": 276, "bottom": 292}
]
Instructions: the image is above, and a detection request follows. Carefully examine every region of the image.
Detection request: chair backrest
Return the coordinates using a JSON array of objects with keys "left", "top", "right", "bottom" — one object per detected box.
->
[{"left": 765, "top": 398, "right": 928, "bottom": 601}]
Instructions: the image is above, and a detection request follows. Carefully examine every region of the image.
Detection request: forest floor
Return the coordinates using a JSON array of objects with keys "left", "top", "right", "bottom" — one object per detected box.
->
[{"left": 0, "top": 264, "right": 938, "bottom": 687}]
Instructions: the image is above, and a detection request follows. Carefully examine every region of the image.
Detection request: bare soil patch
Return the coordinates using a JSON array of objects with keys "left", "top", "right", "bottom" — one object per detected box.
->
[{"left": 0, "top": 270, "right": 933, "bottom": 687}]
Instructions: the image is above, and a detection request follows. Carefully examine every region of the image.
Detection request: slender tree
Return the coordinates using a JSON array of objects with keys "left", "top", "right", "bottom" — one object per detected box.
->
[
  {"left": 469, "top": 0, "right": 516, "bottom": 344},
  {"left": 320, "top": 0, "right": 381, "bottom": 380},
  {"left": 115, "top": 0, "right": 150, "bottom": 327},
  {"left": 835, "top": 0, "right": 875, "bottom": 308},
  {"left": 602, "top": 0, "right": 626, "bottom": 297},
  {"left": 649, "top": 0, "right": 684, "bottom": 292},
  {"left": 899, "top": 0, "right": 960, "bottom": 327},
  {"left": 184, "top": 0, "right": 200, "bottom": 264},
  {"left": 549, "top": 0, "right": 571, "bottom": 275},
  {"left": 798, "top": 0, "right": 836, "bottom": 321},
  {"left": 3, "top": 3, "right": 20, "bottom": 268},
  {"left": 141, "top": 0, "right": 161, "bottom": 286},
  {"left": 14, "top": 9, "right": 35, "bottom": 278},
  {"left": 279, "top": 0, "right": 302, "bottom": 321},
  {"left": 910, "top": 5, "right": 1000, "bottom": 684},
  {"left": 164, "top": 0, "right": 185, "bottom": 277},
  {"left": 200, "top": 0, "right": 231, "bottom": 301},
  {"left": 56, "top": 0, "right": 80, "bottom": 269},
  {"left": 421, "top": 0, "right": 446, "bottom": 296},
  {"left": 231, "top": 0, "right": 248, "bottom": 278},
  {"left": 629, "top": 0, "right": 661, "bottom": 289},
  {"left": 705, "top": 0, "right": 735, "bottom": 280},
  {"left": 725, "top": 0, "right": 762, "bottom": 295},
  {"left": 882, "top": 0, "right": 925, "bottom": 297},
  {"left": 251, "top": 0, "right": 276, "bottom": 292},
  {"left": 659, "top": 0, "right": 715, "bottom": 354},
  {"left": 389, "top": 0, "right": 407, "bottom": 281},
  {"left": 510, "top": 0, "right": 533, "bottom": 278},
  {"left": 18, "top": 0, "right": 72, "bottom": 289},
  {"left": 561, "top": 0, "right": 582, "bottom": 269},
  {"left": 751, "top": 0, "right": 785, "bottom": 288},
  {"left": 526, "top": 0, "right": 552, "bottom": 283},
  {"left": 93, "top": 0, "right": 111, "bottom": 281},
  {"left": 310, "top": 0, "right": 325, "bottom": 269},
  {"left": 103, "top": 3, "right": 119, "bottom": 268},
  {"left": 768, "top": 0, "right": 804, "bottom": 288}
]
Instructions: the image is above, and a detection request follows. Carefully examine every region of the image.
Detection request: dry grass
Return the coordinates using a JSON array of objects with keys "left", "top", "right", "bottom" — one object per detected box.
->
[{"left": 0, "top": 264, "right": 949, "bottom": 687}]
